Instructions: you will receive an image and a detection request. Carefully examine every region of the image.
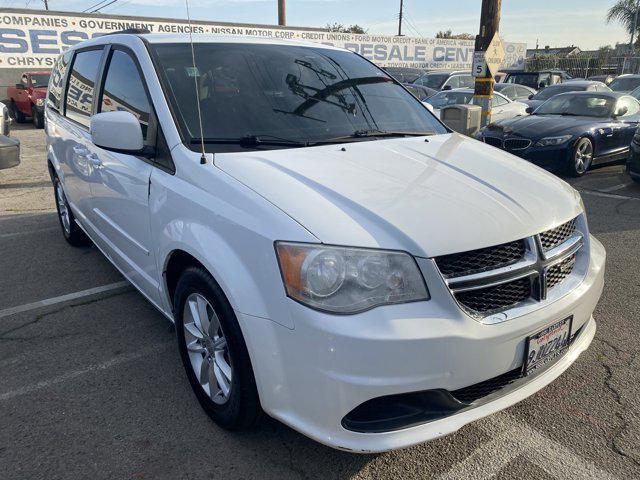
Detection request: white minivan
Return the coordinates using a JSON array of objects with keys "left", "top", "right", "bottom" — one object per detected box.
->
[{"left": 45, "top": 32, "right": 605, "bottom": 453}]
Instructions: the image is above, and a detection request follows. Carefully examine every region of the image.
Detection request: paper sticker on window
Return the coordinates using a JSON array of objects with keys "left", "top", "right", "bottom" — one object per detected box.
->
[{"left": 185, "top": 66, "right": 200, "bottom": 77}]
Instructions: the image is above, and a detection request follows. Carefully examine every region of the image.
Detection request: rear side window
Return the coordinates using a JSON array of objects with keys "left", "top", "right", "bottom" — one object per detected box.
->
[
  {"left": 65, "top": 49, "right": 103, "bottom": 127},
  {"left": 48, "top": 51, "right": 72, "bottom": 111},
  {"left": 99, "top": 49, "right": 151, "bottom": 139}
]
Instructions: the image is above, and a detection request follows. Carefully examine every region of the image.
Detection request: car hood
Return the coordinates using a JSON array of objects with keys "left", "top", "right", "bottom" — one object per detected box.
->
[
  {"left": 215, "top": 134, "right": 582, "bottom": 258},
  {"left": 487, "top": 114, "right": 604, "bottom": 140}
]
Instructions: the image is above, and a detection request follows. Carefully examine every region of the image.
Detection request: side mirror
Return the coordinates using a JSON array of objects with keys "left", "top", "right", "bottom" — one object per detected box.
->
[
  {"left": 528, "top": 94, "right": 534, "bottom": 100},
  {"left": 442, "top": 85, "right": 453, "bottom": 91},
  {"left": 0, "top": 135, "right": 20, "bottom": 170},
  {"left": 525, "top": 107, "right": 534, "bottom": 114},
  {"left": 91, "top": 111, "right": 146, "bottom": 154},
  {"left": 538, "top": 82, "right": 546, "bottom": 89},
  {"left": 614, "top": 106, "right": 628, "bottom": 118}
]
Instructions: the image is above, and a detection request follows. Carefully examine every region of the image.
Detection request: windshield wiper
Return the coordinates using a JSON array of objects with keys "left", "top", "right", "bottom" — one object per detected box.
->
[
  {"left": 314, "top": 129, "right": 436, "bottom": 144},
  {"left": 191, "top": 135, "right": 309, "bottom": 148}
]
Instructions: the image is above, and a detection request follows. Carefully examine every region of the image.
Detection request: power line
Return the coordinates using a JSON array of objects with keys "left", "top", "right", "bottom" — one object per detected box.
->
[
  {"left": 83, "top": 0, "right": 110, "bottom": 12},
  {"left": 92, "top": 0, "right": 118, "bottom": 12}
]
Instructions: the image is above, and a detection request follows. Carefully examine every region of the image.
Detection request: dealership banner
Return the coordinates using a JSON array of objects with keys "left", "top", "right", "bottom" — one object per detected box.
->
[{"left": 0, "top": 8, "right": 525, "bottom": 70}]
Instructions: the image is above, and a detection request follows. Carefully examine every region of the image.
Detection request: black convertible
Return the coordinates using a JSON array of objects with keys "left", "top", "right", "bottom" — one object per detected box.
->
[{"left": 479, "top": 91, "right": 640, "bottom": 176}]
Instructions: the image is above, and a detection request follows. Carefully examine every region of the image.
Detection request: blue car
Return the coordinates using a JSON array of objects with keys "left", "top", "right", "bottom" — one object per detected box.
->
[{"left": 479, "top": 91, "right": 640, "bottom": 176}]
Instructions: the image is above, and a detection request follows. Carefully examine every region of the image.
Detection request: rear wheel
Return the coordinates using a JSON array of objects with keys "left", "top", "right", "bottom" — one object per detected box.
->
[
  {"left": 566, "top": 137, "right": 593, "bottom": 177},
  {"left": 53, "top": 176, "right": 90, "bottom": 246},
  {"left": 174, "top": 267, "right": 261, "bottom": 430}
]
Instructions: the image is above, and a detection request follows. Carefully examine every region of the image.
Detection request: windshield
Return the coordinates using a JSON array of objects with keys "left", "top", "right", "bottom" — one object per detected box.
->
[
  {"left": 151, "top": 43, "right": 445, "bottom": 151},
  {"left": 535, "top": 94, "right": 615, "bottom": 117},
  {"left": 505, "top": 73, "right": 538, "bottom": 88},
  {"left": 609, "top": 77, "right": 640, "bottom": 92},
  {"left": 428, "top": 91, "right": 474, "bottom": 108},
  {"left": 30, "top": 73, "right": 50, "bottom": 87},
  {"left": 413, "top": 73, "right": 448, "bottom": 89},
  {"left": 533, "top": 84, "right": 587, "bottom": 100}
]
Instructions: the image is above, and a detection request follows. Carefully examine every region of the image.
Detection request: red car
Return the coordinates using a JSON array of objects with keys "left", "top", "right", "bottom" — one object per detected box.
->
[{"left": 7, "top": 71, "right": 51, "bottom": 129}]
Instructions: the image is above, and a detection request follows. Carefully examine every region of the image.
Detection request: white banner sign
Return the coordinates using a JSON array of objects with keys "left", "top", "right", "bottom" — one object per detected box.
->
[{"left": 0, "top": 9, "right": 526, "bottom": 71}]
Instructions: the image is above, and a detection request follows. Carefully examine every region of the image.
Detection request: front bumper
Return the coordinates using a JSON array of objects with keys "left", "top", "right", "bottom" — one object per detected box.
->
[{"left": 238, "top": 236, "right": 605, "bottom": 452}]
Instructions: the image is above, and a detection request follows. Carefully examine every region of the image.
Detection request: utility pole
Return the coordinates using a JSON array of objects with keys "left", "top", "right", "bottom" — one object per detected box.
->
[
  {"left": 277, "top": 0, "right": 286, "bottom": 26},
  {"left": 43, "top": 0, "right": 49, "bottom": 10},
  {"left": 473, "top": 0, "right": 501, "bottom": 128},
  {"left": 630, "top": 0, "right": 639, "bottom": 54},
  {"left": 397, "top": 0, "right": 403, "bottom": 36}
]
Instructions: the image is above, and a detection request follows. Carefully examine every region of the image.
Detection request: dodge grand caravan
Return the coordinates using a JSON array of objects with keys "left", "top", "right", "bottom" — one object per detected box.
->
[{"left": 45, "top": 32, "right": 605, "bottom": 453}]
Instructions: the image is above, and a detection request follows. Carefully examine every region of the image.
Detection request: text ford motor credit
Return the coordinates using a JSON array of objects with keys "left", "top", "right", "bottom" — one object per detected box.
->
[{"left": 45, "top": 33, "right": 605, "bottom": 452}]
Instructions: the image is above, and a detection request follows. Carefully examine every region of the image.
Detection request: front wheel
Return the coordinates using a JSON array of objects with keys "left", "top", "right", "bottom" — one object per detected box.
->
[
  {"left": 32, "top": 107, "right": 44, "bottom": 129},
  {"left": 12, "top": 103, "right": 25, "bottom": 123},
  {"left": 566, "top": 137, "right": 593, "bottom": 177},
  {"left": 174, "top": 267, "right": 261, "bottom": 430}
]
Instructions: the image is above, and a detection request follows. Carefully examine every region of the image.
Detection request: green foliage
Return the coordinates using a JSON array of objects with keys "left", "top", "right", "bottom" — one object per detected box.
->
[
  {"left": 325, "top": 23, "right": 367, "bottom": 34},
  {"left": 436, "top": 29, "right": 475, "bottom": 40}
]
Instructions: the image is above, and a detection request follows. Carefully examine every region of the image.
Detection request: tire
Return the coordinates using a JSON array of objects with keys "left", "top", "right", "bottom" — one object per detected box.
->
[
  {"left": 32, "top": 107, "right": 44, "bottom": 129},
  {"left": 174, "top": 266, "right": 261, "bottom": 430},
  {"left": 565, "top": 137, "right": 593, "bottom": 177},
  {"left": 12, "top": 103, "right": 25, "bottom": 123},
  {"left": 53, "top": 175, "right": 90, "bottom": 247}
]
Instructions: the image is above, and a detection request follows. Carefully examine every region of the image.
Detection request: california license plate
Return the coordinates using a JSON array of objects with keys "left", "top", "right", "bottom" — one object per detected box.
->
[{"left": 523, "top": 316, "right": 572, "bottom": 376}]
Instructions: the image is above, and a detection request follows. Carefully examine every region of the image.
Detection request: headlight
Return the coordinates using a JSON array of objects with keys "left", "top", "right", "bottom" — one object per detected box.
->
[
  {"left": 275, "top": 242, "right": 429, "bottom": 314},
  {"left": 35, "top": 98, "right": 44, "bottom": 106},
  {"left": 535, "top": 135, "right": 572, "bottom": 147}
]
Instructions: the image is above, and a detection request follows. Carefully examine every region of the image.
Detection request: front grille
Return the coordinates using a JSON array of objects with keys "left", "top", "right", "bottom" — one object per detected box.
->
[
  {"left": 539, "top": 218, "right": 577, "bottom": 251},
  {"left": 547, "top": 254, "right": 576, "bottom": 290},
  {"left": 484, "top": 136, "right": 502, "bottom": 148},
  {"left": 504, "top": 138, "right": 532, "bottom": 150},
  {"left": 452, "top": 368, "right": 522, "bottom": 403},
  {"left": 455, "top": 277, "right": 531, "bottom": 315},
  {"left": 435, "top": 240, "right": 525, "bottom": 278}
]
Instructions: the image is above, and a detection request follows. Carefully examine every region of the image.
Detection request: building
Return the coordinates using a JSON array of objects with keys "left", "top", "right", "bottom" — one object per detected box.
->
[{"left": 526, "top": 46, "right": 581, "bottom": 58}]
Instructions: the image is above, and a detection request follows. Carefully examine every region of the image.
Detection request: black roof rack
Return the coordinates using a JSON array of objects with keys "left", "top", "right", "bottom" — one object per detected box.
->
[{"left": 103, "top": 28, "right": 151, "bottom": 36}]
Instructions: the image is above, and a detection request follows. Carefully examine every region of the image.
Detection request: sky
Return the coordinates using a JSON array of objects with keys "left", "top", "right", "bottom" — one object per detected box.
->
[{"left": 9, "top": 0, "right": 630, "bottom": 50}]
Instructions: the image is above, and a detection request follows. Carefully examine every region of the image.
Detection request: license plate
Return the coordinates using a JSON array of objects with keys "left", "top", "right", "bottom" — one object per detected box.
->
[{"left": 523, "top": 316, "right": 572, "bottom": 376}]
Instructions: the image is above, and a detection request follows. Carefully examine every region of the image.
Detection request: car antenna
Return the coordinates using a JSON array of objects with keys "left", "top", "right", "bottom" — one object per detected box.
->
[{"left": 185, "top": 0, "right": 208, "bottom": 165}]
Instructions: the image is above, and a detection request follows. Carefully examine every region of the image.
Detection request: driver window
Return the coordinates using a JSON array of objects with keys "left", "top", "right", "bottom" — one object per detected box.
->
[
  {"left": 538, "top": 73, "right": 551, "bottom": 88},
  {"left": 21, "top": 75, "right": 28, "bottom": 86},
  {"left": 446, "top": 76, "right": 460, "bottom": 89},
  {"left": 491, "top": 95, "right": 508, "bottom": 107}
]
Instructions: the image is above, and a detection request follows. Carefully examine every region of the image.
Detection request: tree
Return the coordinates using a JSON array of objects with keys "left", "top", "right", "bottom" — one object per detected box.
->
[
  {"left": 325, "top": 23, "right": 367, "bottom": 34},
  {"left": 436, "top": 29, "right": 474, "bottom": 40},
  {"left": 607, "top": 0, "right": 640, "bottom": 36}
]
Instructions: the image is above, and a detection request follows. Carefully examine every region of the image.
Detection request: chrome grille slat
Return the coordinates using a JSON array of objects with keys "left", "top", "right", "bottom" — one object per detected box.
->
[
  {"left": 434, "top": 216, "right": 584, "bottom": 318},
  {"left": 539, "top": 218, "right": 577, "bottom": 252}
]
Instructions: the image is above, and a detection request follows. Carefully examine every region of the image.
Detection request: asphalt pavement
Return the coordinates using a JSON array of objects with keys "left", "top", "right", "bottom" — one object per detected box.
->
[{"left": 1, "top": 125, "right": 639, "bottom": 479}]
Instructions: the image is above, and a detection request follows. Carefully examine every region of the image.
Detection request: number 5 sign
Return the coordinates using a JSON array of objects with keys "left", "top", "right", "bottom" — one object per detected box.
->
[{"left": 472, "top": 51, "right": 487, "bottom": 77}]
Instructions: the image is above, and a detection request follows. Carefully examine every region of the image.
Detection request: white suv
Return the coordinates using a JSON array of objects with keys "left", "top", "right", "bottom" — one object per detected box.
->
[{"left": 45, "top": 32, "right": 605, "bottom": 453}]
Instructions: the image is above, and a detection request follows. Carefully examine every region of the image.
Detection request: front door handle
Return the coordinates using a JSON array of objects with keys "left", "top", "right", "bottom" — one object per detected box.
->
[{"left": 88, "top": 154, "right": 102, "bottom": 167}]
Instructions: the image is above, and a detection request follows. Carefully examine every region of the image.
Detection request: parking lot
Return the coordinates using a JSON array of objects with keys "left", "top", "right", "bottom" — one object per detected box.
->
[{"left": 1, "top": 124, "right": 639, "bottom": 479}]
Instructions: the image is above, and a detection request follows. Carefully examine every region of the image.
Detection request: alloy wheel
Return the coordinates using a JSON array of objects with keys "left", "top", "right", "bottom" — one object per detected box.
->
[
  {"left": 182, "top": 293, "right": 233, "bottom": 405},
  {"left": 574, "top": 139, "right": 593, "bottom": 175},
  {"left": 55, "top": 182, "right": 71, "bottom": 234}
]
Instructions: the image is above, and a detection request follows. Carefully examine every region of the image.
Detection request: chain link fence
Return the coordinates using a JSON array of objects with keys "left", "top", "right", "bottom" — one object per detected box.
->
[{"left": 524, "top": 56, "right": 640, "bottom": 78}]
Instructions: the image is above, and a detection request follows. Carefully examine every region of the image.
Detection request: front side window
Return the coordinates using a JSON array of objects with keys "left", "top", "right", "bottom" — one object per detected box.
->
[
  {"left": 445, "top": 76, "right": 460, "bottom": 89},
  {"left": 458, "top": 75, "right": 474, "bottom": 88},
  {"left": 48, "top": 51, "right": 72, "bottom": 111},
  {"left": 20, "top": 75, "right": 28, "bottom": 86},
  {"left": 505, "top": 73, "right": 538, "bottom": 88},
  {"left": 610, "top": 77, "right": 640, "bottom": 92},
  {"left": 30, "top": 73, "right": 50, "bottom": 88},
  {"left": 151, "top": 43, "right": 446, "bottom": 152},
  {"left": 99, "top": 49, "right": 151, "bottom": 139},
  {"left": 491, "top": 95, "right": 509, "bottom": 107},
  {"left": 428, "top": 91, "right": 475, "bottom": 108},
  {"left": 414, "top": 73, "right": 448, "bottom": 89},
  {"left": 65, "top": 49, "right": 103, "bottom": 127}
]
